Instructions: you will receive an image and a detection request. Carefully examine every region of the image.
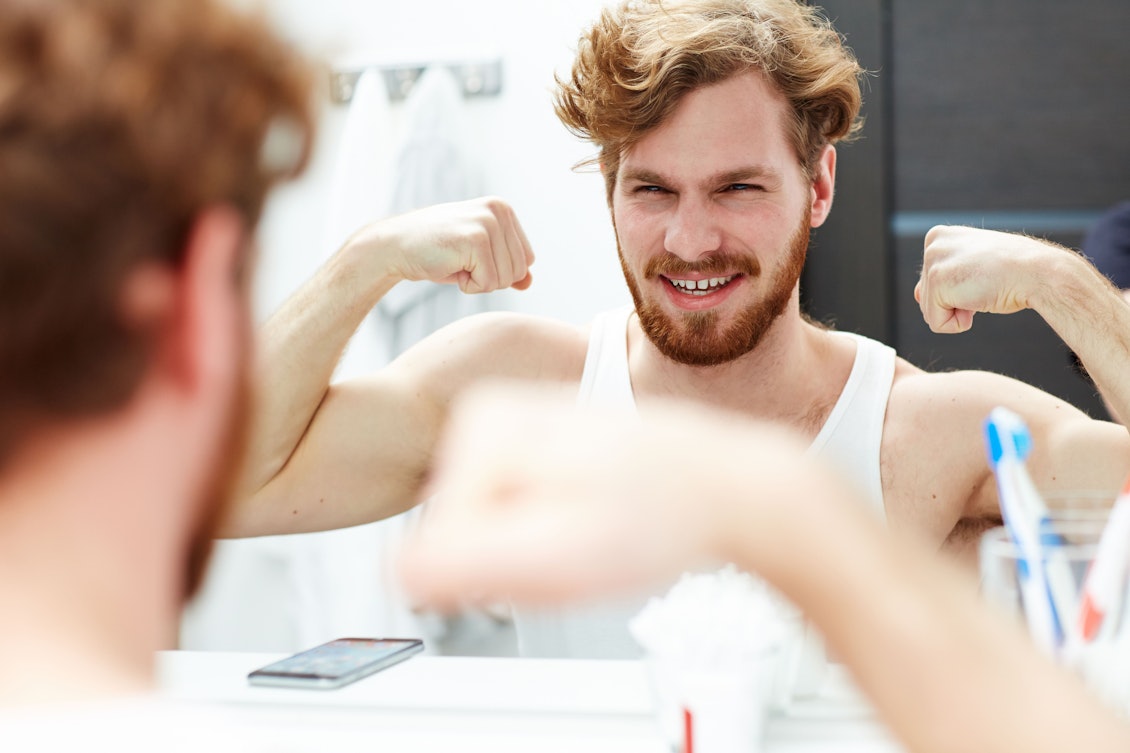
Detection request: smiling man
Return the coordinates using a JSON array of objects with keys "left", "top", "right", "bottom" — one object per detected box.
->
[{"left": 235, "top": 0, "right": 1130, "bottom": 663}]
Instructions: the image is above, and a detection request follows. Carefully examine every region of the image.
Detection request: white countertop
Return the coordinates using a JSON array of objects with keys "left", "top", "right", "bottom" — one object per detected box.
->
[{"left": 156, "top": 651, "right": 906, "bottom": 752}]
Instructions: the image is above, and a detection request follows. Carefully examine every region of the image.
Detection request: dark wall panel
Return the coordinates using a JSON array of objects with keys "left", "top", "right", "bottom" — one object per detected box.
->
[
  {"left": 802, "top": 0, "right": 892, "bottom": 342},
  {"left": 892, "top": 1, "right": 1130, "bottom": 211}
]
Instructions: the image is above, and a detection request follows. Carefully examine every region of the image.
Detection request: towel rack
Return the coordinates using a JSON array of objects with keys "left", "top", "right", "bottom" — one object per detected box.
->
[{"left": 330, "top": 59, "right": 504, "bottom": 104}]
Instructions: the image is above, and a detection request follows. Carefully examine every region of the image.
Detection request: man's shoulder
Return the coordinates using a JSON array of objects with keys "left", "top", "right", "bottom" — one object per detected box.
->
[
  {"left": 883, "top": 361, "right": 1092, "bottom": 455},
  {"left": 889, "top": 361, "right": 1074, "bottom": 411},
  {"left": 882, "top": 361, "right": 993, "bottom": 437},
  {"left": 880, "top": 363, "right": 1010, "bottom": 543},
  {"left": 440, "top": 310, "right": 590, "bottom": 359},
  {"left": 392, "top": 310, "right": 591, "bottom": 387}
]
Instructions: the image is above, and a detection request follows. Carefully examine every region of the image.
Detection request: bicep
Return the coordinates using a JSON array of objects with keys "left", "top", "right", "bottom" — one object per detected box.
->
[
  {"left": 232, "top": 374, "right": 445, "bottom": 536},
  {"left": 898, "top": 370, "right": 1130, "bottom": 525},
  {"left": 1031, "top": 413, "right": 1130, "bottom": 500},
  {"left": 990, "top": 375, "right": 1130, "bottom": 501}
]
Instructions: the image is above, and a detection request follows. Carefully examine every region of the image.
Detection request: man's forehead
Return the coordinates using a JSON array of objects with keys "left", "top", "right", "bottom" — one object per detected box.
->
[{"left": 615, "top": 71, "right": 798, "bottom": 178}]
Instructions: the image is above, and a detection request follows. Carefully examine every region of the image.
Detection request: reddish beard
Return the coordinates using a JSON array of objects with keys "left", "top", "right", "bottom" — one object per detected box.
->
[{"left": 619, "top": 209, "right": 810, "bottom": 367}]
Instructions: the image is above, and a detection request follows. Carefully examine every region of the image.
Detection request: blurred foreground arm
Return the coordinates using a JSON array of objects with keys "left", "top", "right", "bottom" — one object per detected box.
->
[{"left": 401, "top": 386, "right": 1130, "bottom": 753}]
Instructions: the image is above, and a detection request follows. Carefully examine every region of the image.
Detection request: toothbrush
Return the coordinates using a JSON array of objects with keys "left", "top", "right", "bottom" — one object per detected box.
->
[
  {"left": 984, "top": 408, "right": 1076, "bottom": 654},
  {"left": 1076, "top": 476, "right": 1130, "bottom": 643}
]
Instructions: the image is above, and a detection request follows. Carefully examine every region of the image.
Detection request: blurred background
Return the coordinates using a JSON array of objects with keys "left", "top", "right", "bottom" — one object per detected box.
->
[{"left": 181, "top": 0, "right": 1130, "bottom": 654}]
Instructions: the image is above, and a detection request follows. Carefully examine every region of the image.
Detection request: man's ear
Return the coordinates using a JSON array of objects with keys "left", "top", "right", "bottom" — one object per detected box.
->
[
  {"left": 162, "top": 205, "right": 248, "bottom": 395},
  {"left": 809, "top": 145, "right": 837, "bottom": 228}
]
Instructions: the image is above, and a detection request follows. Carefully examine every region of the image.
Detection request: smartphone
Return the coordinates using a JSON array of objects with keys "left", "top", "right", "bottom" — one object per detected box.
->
[{"left": 247, "top": 637, "right": 424, "bottom": 690}]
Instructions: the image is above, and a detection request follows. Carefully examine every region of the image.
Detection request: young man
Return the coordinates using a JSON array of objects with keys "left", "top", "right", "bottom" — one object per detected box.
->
[
  {"left": 234, "top": 0, "right": 1130, "bottom": 658},
  {"left": 0, "top": 0, "right": 315, "bottom": 737}
]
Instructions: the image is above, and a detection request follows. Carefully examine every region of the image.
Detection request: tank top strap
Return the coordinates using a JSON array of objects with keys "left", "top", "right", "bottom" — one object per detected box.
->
[
  {"left": 577, "top": 305, "right": 636, "bottom": 410},
  {"left": 808, "top": 332, "right": 897, "bottom": 520}
]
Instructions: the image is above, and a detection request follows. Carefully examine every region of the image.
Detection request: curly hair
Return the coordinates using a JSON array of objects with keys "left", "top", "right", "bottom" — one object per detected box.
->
[
  {"left": 0, "top": 0, "right": 316, "bottom": 467},
  {"left": 554, "top": 0, "right": 864, "bottom": 203}
]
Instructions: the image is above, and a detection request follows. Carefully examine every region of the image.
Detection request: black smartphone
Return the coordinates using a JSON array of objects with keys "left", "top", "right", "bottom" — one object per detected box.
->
[{"left": 246, "top": 637, "right": 424, "bottom": 690}]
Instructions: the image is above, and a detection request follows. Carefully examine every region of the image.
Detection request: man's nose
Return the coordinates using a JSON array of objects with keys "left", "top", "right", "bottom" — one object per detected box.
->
[{"left": 664, "top": 197, "right": 723, "bottom": 261}]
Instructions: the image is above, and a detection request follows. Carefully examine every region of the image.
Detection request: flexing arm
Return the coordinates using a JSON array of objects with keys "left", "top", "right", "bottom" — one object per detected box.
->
[
  {"left": 226, "top": 198, "right": 534, "bottom": 536},
  {"left": 400, "top": 387, "right": 1130, "bottom": 753},
  {"left": 916, "top": 225, "right": 1130, "bottom": 424}
]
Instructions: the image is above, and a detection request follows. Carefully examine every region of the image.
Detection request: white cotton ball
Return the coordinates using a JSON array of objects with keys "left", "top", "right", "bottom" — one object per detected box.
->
[{"left": 629, "top": 564, "right": 787, "bottom": 666}]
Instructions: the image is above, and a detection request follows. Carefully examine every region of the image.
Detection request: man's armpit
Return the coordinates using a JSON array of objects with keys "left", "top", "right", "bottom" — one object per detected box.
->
[{"left": 941, "top": 515, "right": 1004, "bottom": 577}]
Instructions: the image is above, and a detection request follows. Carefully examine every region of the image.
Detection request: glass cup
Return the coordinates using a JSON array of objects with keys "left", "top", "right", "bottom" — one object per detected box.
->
[
  {"left": 644, "top": 646, "right": 779, "bottom": 753},
  {"left": 980, "top": 517, "right": 1130, "bottom": 715},
  {"left": 1040, "top": 489, "right": 1119, "bottom": 523}
]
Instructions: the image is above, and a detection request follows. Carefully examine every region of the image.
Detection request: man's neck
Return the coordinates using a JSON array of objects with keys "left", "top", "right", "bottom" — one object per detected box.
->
[
  {"left": 628, "top": 304, "right": 856, "bottom": 434},
  {"left": 0, "top": 420, "right": 188, "bottom": 705},
  {"left": 0, "top": 580, "right": 152, "bottom": 705}
]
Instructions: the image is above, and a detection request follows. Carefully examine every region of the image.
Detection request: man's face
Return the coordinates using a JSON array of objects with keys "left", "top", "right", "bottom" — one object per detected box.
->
[{"left": 612, "top": 70, "right": 818, "bottom": 367}]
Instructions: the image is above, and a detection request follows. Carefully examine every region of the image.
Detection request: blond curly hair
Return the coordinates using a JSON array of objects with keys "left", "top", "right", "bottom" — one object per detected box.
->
[{"left": 555, "top": 0, "right": 864, "bottom": 203}]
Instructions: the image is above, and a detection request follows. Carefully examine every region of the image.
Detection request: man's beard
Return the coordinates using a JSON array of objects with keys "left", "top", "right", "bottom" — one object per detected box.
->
[
  {"left": 182, "top": 358, "right": 251, "bottom": 602},
  {"left": 620, "top": 209, "right": 810, "bottom": 367}
]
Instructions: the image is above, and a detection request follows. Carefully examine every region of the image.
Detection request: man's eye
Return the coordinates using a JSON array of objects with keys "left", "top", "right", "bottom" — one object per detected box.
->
[
  {"left": 636, "top": 185, "right": 666, "bottom": 194},
  {"left": 727, "top": 183, "right": 761, "bottom": 192}
]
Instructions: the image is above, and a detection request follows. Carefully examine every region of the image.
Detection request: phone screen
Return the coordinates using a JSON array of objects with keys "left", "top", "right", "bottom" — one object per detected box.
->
[{"left": 247, "top": 637, "right": 424, "bottom": 689}]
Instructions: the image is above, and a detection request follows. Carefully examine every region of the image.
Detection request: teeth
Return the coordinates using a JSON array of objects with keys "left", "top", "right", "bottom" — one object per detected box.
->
[{"left": 669, "top": 275, "right": 736, "bottom": 294}]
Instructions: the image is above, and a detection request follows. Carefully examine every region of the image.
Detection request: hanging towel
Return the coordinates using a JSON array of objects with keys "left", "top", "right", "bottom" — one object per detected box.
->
[
  {"left": 286, "top": 67, "right": 425, "bottom": 650},
  {"left": 324, "top": 69, "right": 399, "bottom": 376},
  {"left": 374, "top": 65, "right": 515, "bottom": 658},
  {"left": 288, "top": 65, "right": 510, "bottom": 656},
  {"left": 378, "top": 65, "right": 488, "bottom": 347},
  {"left": 324, "top": 69, "right": 395, "bottom": 259},
  {"left": 390, "top": 66, "right": 479, "bottom": 214}
]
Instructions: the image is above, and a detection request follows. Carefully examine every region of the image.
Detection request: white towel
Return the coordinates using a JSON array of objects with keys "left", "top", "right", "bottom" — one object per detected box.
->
[
  {"left": 380, "top": 66, "right": 515, "bottom": 658},
  {"left": 287, "top": 67, "right": 425, "bottom": 651},
  {"left": 324, "top": 69, "right": 394, "bottom": 260},
  {"left": 380, "top": 65, "right": 486, "bottom": 326},
  {"left": 391, "top": 66, "right": 479, "bottom": 213},
  {"left": 325, "top": 69, "right": 399, "bottom": 377},
  {"left": 289, "top": 65, "right": 511, "bottom": 656}
]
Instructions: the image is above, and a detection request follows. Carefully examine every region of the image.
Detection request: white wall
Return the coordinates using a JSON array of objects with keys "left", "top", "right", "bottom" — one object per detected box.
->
[{"left": 250, "top": 0, "right": 629, "bottom": 326}]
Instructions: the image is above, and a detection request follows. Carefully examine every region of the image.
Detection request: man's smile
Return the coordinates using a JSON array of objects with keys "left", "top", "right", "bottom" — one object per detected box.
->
[{"left": 664, "top": 274, "right": 741, "bottom": 296}]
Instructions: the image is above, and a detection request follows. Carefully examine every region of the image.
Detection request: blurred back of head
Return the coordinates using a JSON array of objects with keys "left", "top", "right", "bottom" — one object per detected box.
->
[{"left": 0, "top": 0, "right": 316, "bottom": 470}]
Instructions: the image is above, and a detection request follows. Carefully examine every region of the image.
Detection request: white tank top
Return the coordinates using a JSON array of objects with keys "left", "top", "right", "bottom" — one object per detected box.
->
[{"left": 511, "top": 305, "right": 897, "bottom": 670}]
